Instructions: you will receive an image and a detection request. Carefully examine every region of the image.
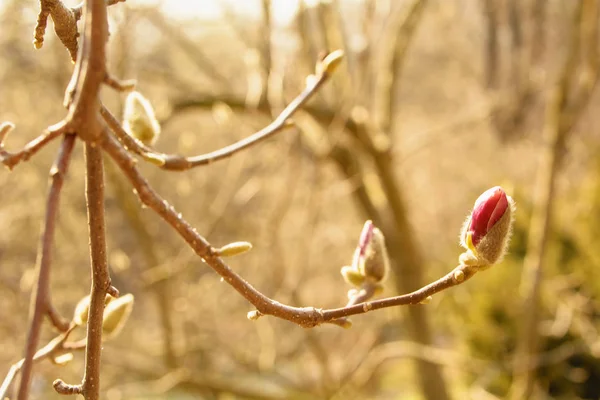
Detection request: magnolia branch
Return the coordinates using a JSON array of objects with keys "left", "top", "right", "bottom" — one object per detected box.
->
[
  {"left": 101, "top": 57, "right": 339, "bottom": 171},
  {"left": 102, "top": 130, "right": 481, "bottom": 327},
  {"left": 0, "top": 325, "right": 83, "bottom": 400},
  {"left": 33, "top": 0, "right": 126, "bottom": 61},
  {"left": 16, "top": 134, "right": 76, "bottom": 400},
  {"left": 0, "top": 121, "right": 67, "bottom": 170}
]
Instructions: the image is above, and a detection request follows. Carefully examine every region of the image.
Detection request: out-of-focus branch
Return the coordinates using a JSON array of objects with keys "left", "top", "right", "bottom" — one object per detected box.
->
[
  {"left": 14, "top": 134, "right": 75, "bottom": 400},
  {"left": 136, "top": 8, "right": 229, "bottom": 90},
  {"left": 374, "top": 0, "right": 428, "bottom": 134},
  {"left": 483, "top": 0, "right": 499, "bottom": 89},
  {"left": 510, "top": 1, "right": 598, "bottom": 398},
  {"left": 105, "top": 162, "right": 178, "bottom": 368}
]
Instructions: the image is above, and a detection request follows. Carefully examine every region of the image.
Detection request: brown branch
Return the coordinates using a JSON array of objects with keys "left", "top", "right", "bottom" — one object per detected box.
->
[
  {"left": 72, "top": 0, "right": 126, "bottom": 20},
  {"left": 16, "top": 134, "right": 76, "bottom": 400},
  {"left": 103, "top": 130, "right": 480, "bottom": 327},
  {"left": 76, "top": 143, "right": 112, "bottom": 400},
  {"left": 101, "top": 59, "right": 336, "bottom": 170},
  {"left": 62, "top": 0, "right": 109, "bottom": 143},
  {"left": 33, "top": 0, "right": 79, "bottom": 60},
  {"left": 104, "top": 73, "right": 136, "bottom": 92},
  {"left": 0, "top": 121, "right": 67, "bottom": 170}
]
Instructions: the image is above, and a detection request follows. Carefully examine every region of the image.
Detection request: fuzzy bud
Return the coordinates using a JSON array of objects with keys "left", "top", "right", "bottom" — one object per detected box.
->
[
  {"left": 102, "top": 293, "right": 134, "bottom": 340},
  {"left": 123, "top": 91, "right": 161, "bottom": 146},
  {"left": 340, "top": 220, "right": 390, "bottom": 287},
  {"left": 73, "top": 294, "right": 114, "bottom": 326},
  {"left": 460, "top": 186, "right": 515, "bottom": 268},
  {"left": 319, "top": 49, "right": 344, "bottom": 76}
]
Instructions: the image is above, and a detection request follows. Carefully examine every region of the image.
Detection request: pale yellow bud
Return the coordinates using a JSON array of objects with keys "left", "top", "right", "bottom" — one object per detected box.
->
[
  {"left": 123, "top": 91, "right": 161, "bottom": 146},
  {"left": 217, "top": 241, "right": 253, "bottom": 257},
  {"left": 102, "top": 293, "right": 134, "bottom": 340},
  {"left": 73, "top": 294, "right": 114, "bottom": 326},
  {"left": 341, "top": 266, "right": 365, "bottom": 287},
  {"left": 52, "top": 353, "right": 74, "bottom": 366},
  {"left": 320, "top": 49, "right": 344, "bottom": 76},
  {"left": 73, "top": 295, "right": 91, "bottom": 326}
]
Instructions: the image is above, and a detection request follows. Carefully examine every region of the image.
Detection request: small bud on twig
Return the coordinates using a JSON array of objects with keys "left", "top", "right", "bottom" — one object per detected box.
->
[
  {"left": 123, "top": 91, "right": 161, "bottom": 146},
  {"left": 459, "top": 186, "right": 515, "bottom": 268},
  {"left": 340, "top": 220, "right": 390, "bottom": 306},
  {"left": 73, "top": 294, "right": 114, "bottom": 326},
  {"left": 51, "top": 353, "right": 74, "bottom": 366},
  {"left": 102, "top": 294, "right": 134, "bottom": 340},
  {"left": 216, "top": 241, "right": 253, "bottom": 257}
]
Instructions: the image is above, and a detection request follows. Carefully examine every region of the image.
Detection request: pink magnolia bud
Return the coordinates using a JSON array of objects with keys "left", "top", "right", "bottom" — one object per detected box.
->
[
  {"left": 460, "top": 186, "right": 515, "bottom": 267},
  {"left": 341, "top": 221, "right": 390, "bottom": 286}
]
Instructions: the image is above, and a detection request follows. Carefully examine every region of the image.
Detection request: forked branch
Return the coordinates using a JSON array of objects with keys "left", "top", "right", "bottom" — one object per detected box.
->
[
  {"left": 102, "top": 131, "right": 482, "bottom": 328},
  {"left": 0, "top": 121, "right": 67, "bottom": 170}
]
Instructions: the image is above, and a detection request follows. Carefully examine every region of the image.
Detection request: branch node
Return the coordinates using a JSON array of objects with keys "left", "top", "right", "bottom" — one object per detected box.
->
[
  {"left": 52, "top": 379, "right": 82, "bottom": 395},
  {"left": 107, "top": 285, "right": 120, "bottom": 298}
]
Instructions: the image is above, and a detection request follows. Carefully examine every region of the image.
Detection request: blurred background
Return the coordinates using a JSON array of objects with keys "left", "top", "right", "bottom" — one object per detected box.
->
[{"left": 1, "top": 0, "right": 600, "bottom": 399}]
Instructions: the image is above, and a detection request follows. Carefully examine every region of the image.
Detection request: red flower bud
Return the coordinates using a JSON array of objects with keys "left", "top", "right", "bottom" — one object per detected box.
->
[
  {"left": 469, "top": 186, "right": 509, "bottom": 247},
  {"left": 460, "top": 186, "right": 515, "bottom": 267}
]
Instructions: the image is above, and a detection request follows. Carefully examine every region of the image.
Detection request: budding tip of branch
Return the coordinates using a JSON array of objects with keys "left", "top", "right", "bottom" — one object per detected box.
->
[
  {"left": 419, "top": 296, "right": 433, "bottom": 305},
  {"left": 320, "top": 49, "right": 344, "bottom": 76},
  {"left": 0, "top": 122, "right": 15, "bottom": 142},
  {"left": 459, "top": 186, "right": 516, "bottom": 268},
  {"left": 123, "top": 91, "right": 161, "bottom": 146},
  {"left": 32, "top": 39, "right": 43, "bottom": 49}
]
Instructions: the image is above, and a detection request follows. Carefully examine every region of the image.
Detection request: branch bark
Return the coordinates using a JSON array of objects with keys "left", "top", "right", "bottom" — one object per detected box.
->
[
  {"left": 16, "top": 134, "right": 76, "bottom": 400},
  {"left": 80, "top": 143, "right": 111, "bottom": 400}
]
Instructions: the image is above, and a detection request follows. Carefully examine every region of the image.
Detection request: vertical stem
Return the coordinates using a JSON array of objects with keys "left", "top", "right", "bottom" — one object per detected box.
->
[
  {"left": 17, "top": 135, "right": 76, "bottom": 400},
  {"left": 81, "top": 143, "right": 110, "bottom": 400}
]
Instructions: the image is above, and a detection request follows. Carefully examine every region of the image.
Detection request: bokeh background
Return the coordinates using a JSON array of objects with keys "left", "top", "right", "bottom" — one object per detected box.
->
[{"left": 1, "top": 0, "right": 600, "bottom": 399}]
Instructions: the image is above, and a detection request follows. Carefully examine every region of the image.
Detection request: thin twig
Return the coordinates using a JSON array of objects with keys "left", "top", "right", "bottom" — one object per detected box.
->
[
  {"left": 0, "top": 121, "right": 67, "bottom": 170},
  {"left": 103, "top": 130, "right": 478, "bottom": 327},
  {"left": 104, "top": 73, "right": 136, "bottom": 92},
  {"left": 2, "top": 324, "right": 80, "bottom": 400},
  {"left": 101, "top": 65, "right": 333, "bottom": 170},
  {"left": 16, "top": 134, "right": 76, "bottom": 400}
]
